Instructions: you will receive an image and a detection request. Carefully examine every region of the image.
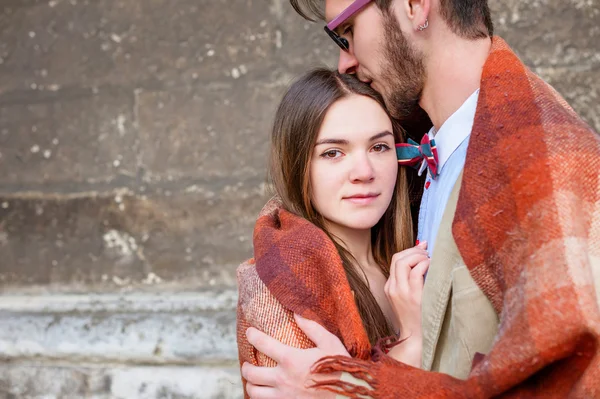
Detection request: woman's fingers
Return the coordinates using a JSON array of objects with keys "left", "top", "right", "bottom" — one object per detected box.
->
[
  {"left": 395, "top": 256, "right": 412, "bottom": 293},
  {"left": 393, "top": 253, "right": 428, "bottom": 276},
  {"left": 387, "top": 256, "right": 396, "bottom": 290},
  {"left": 413, "top": 258, "right": 430, "bottom": 276},
  {"left": 409, "top": 259, "right": 430, "bottom": 294},
  {"left": 393, "top": 248, "right": 428, "bottom": 262},
  {"left": 388, "top": 253, "right": 428, "bottom": 295},
  {"left": 391, "top": 246, "right": 428, "bottom": 265},
  {"left": 388, "top": 244, "right": 430, "bottom": 304}
]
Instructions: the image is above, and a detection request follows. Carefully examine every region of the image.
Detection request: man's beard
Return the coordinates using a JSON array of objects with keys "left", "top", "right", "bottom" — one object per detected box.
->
[{"left": 378, "top": 13, "right": 426, "bottom": 121}]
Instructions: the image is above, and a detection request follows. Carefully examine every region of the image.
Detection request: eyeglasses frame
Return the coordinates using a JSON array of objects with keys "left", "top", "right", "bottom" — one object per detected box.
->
[{"left": 324, "top": 0, "right": 373, "bottom": 51}]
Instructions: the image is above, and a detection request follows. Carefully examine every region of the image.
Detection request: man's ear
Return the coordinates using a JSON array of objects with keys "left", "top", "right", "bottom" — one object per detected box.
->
[{"left": 405, "top": 0, "right": 431, "bottom": 31}]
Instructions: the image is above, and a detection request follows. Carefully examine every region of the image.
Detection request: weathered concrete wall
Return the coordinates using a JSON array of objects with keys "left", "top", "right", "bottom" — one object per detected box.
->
[{"left": 0, "top": 0, "right": 598, "bottom": 398}]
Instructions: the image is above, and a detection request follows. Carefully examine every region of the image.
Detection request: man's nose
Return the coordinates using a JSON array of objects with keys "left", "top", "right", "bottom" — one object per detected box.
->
[{"left": 338, "top": 48, "right": 359, "bottom": 74}]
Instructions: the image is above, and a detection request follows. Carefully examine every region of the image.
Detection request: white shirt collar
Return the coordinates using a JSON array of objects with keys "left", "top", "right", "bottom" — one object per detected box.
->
[{"left": 427, "top": 89, "right": 479, "bottom": 171}]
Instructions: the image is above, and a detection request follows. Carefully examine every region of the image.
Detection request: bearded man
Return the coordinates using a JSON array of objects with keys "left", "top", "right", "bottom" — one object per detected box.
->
[{"left": 241, "top": 0, "right": 600, "bottom": 397}]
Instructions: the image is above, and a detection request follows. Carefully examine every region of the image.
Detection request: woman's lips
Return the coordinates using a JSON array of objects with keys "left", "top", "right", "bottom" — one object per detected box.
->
[{"left": 343, "top": 193, "right": 380, "bottom": 205}]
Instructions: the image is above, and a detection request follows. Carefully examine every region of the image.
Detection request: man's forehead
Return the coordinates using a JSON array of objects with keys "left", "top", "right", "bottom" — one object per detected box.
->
[{"left": 324, "top": 0, "right": 355, "bottom": 22}]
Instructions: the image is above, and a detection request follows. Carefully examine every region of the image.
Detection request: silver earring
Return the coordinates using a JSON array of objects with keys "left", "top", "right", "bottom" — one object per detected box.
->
[{"left": 418, "top": 19, "right": 429, "bottom": 31}]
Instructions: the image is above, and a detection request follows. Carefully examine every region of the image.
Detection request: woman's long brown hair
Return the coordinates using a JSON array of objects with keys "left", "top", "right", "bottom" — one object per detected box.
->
[{"left": 268, "top": 68, "right": 414, "bottom": 345}]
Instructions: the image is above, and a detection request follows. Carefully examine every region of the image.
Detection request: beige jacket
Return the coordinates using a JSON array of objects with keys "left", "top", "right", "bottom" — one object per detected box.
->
[{"left": 420, "top": 173, "right": 499, "bottom": 378}]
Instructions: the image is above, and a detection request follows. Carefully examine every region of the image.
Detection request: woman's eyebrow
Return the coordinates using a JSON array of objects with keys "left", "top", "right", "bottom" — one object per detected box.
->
[
  {"left": 315, "top": 138, "right": 349, "bottom": 145},
  {"left": 369, "top": 131, "right": 394, "bottom": 141},
  {"left": 315, "top": 131, "right": 393, "bottom": 146}
]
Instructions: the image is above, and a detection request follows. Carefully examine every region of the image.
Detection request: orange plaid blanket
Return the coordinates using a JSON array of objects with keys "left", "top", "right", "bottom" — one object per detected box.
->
[
  {"left": 237, "top": 199, "right": 372, "bottom": 397},
  {"left": 312, "top": 37, "right": 600, "bottom": 398}
]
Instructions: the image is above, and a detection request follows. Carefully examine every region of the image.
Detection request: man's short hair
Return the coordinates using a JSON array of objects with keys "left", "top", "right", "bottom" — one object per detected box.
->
[
  {"left": 289, "top": 0, "right": 493, "bottom": 39},
  {"left": 439, "top": 0, "right": 493, "bottom": 38}
]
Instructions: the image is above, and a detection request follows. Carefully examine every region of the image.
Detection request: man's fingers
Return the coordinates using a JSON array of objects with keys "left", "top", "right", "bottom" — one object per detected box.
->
[
  {"left": 294, "top": 314, "right": 348, "bottom": 355},
  {"left": 246, "top": 327, "right": 292, "bottom": 364},
  {"left": 245, "top": 382, "right": 280, "bottom": 399},
  {"left": 241, "top": 362, "right": 277, "bottom": 387}
]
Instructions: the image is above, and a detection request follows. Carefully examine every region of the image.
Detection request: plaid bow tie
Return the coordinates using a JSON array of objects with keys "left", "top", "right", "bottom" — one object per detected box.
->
[{"left": 396, "top": 135, "right": 439, "bottom": 179}]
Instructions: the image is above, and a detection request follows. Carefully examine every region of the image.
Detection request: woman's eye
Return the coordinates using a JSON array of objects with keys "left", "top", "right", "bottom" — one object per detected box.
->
[
  {"left": 343, "top": 25, "right": 353, "bottom": 35},
  {"left": 321, "top": 149, "right": 343, "bottom": 159},
  {"left": 372, "top": 143, "right": 391, "bottom": 152}
]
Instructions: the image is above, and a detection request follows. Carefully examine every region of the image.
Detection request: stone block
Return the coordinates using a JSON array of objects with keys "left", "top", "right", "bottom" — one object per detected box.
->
[
  {"left": 0, "top": 292, "right": 238, "bottom": 363},
  {"left": 0, "top": 363, "right": 243, "bottom": 399},
  {"left": 0, "top": 290, "right": 238, "bottom": 313},
  {"left": 0, "top": 88, "right": 137, "bottom": 187},
  {"left": 492, "top": 0, "right": 599, "bottom": 68},
  {"left": 0, "top": 181, "right": 267, "bottom": 292},
  {"left": 0, "top": 0, "right": 336, "bottom": 93},
  {"left": 136, "top": 82, "right": 280, "bottom": 182}
]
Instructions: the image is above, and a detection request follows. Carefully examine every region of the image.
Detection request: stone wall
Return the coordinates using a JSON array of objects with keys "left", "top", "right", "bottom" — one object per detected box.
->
[{"left": 0, "top": 0, "right": 598, "bottom": 398}]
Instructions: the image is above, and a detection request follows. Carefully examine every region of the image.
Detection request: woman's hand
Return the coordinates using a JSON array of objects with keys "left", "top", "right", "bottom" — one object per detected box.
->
[{"left": 384, "top": 241, "right": 430, "bottom": 367}]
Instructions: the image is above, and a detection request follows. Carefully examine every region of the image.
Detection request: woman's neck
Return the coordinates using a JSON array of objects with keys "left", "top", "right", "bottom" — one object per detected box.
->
[{"left": 325, "top": 223, "right": 375, "bottom": 269}]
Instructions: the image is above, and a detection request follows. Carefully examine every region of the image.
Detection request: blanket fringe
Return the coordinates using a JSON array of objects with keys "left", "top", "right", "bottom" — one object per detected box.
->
[{"left": 311, "top": 356, "right": 377, "bottom": 398}]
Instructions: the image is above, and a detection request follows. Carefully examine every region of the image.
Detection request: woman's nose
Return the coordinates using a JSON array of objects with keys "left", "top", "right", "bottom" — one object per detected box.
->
[{"left": 349, "top": 154, "right": 375, "bottom": 182}]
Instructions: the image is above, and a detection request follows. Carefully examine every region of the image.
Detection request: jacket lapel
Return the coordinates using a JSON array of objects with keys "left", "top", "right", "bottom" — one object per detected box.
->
[{"left": 421, "top": 172, "right": 464, "bottom": 370}]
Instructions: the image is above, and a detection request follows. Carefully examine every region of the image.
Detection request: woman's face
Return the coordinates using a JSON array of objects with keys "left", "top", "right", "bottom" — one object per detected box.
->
[{"left": 310, "top": 94, "right": 398, "bottom": 234}]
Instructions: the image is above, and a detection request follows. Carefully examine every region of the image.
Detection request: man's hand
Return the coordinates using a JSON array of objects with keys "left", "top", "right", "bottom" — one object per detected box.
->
[{"left": 241, "top": 314, "right": 350, "bottom": 399}]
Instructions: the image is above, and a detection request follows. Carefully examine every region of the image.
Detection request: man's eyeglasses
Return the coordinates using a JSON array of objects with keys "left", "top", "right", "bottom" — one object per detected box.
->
[{"left": 324, "top": 0, "right": 372, "bottom": 51}]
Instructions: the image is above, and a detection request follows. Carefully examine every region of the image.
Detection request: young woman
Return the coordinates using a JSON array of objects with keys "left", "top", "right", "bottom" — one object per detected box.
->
[{"left": 237, "top": 69, "right": 429, "bottom": 395}]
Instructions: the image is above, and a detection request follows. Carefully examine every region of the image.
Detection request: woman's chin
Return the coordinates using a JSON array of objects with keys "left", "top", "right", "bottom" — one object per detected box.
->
[
  {"left": 339, "top": 217, "right": 383, "bottom": 231},
  {"left": 322, "top": 209, "right": 387, "bottom": 233}
]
